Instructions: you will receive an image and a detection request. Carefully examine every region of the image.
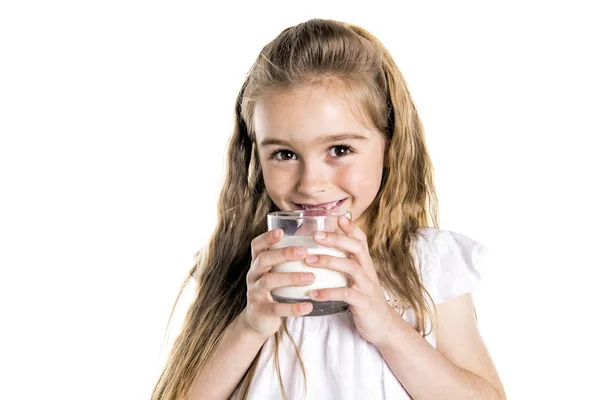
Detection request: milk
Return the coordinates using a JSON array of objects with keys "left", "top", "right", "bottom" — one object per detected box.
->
[{"left": 271, "top": 236, "right": 349, "bottom": 300}]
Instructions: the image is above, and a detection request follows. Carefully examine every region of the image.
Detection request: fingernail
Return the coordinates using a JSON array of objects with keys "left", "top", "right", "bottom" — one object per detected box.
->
[
  {"left": 273, "top": 229, "right": 282, "bottom": 239},
  {"left": 309, "top": 290, "right": 319, "bottom": 298},
  {"left": 306, "top": 255, "right": 318, "bottom": 263},
  {"left": 295, "top": 247, "right": 306, "bottom": 256},
  {"left": 314, "top": 232, "right": 326, "bottom": 240},
  {"left": 301, "top": 303, "right": 312, "bottom": 312},
  {"left": 340, "top": 216, "right": 349, "bottom": 225},
  {"left": 302, "top": 273, "right": 313, "bottom": 282}
]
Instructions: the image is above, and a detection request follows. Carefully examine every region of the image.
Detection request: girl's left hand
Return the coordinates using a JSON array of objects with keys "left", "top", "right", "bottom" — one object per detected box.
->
[{"left": 305, "top": 215, "right": 397, "bottom": 346}]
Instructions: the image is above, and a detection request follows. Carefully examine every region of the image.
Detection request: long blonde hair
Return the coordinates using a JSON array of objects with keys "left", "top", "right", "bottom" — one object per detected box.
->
[{"left": 151, "top": 18, "right": 439, "bottom": 400}]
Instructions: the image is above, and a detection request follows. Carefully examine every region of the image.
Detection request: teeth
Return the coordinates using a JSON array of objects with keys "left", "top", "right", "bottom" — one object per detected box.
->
[
  {"left": 325, "top": 201, "right": 338, "bottom": 210},
  {"left": 303, "top": 200, "right": 340, "bottom": 210}
]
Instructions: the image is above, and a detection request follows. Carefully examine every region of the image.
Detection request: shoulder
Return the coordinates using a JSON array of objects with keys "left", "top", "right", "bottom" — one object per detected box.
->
[{"left": 410, "top": 227, "right": 488, "bottom": 305}]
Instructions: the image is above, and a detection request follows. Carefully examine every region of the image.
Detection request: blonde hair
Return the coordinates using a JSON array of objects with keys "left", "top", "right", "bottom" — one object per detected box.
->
[{"left": 151, "top": 18, "right": 439, "bottom": 400}]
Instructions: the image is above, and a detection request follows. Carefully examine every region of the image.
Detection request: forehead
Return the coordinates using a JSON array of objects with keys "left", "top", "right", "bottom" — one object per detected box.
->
[{"left": 253, "top": 86, "right": 381, "bottom": 145}]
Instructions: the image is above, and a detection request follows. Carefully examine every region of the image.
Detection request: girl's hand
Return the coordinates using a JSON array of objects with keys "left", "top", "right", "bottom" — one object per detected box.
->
[
  {"left": 242, "top": 229, "right": 315, "bottom": 338},
  {"left": 305, "top": 216, "right": 397, "bottom": 346}
]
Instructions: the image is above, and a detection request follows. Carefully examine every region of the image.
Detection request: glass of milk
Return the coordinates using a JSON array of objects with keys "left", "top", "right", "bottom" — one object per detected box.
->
[{"left": 267, "top": 209, "right": 352, "bottom": 316}]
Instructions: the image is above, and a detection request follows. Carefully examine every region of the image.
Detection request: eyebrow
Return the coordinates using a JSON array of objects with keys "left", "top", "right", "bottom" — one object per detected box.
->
[{"left": 259, "top": 133, "right": 368, "bottom": 147}]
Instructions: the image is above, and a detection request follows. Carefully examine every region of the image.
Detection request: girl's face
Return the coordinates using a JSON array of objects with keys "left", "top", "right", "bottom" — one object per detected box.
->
[{"left": 253, "top": 85, "right": 386, "bottom": 230}]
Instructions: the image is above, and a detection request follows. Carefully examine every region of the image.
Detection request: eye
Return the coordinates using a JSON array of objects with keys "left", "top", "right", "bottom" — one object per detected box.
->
[
  {"left": 272, "top": 150, "right": 297, "bottom": 161},
  {"left": 328, "top": 145, "right": 354, "bottom": 157}
]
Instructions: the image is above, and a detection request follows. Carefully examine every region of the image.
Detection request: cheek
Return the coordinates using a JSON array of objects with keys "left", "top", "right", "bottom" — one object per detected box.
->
[
  {"left": 337, "top": 158, "right": 383, "bottom": 193},
  {"left": 262, "top": 166, "right": 294, "bottom": 198}
]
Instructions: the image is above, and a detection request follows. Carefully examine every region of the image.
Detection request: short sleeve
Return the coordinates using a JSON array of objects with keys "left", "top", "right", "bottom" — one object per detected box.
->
[{"left": 412, "top": 228, "right": 488, "bottom": 305}]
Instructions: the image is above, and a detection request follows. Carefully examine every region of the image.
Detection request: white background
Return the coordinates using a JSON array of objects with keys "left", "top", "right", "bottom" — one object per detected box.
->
[{"left": 1, "top": 1, "right": 598, "bottom": 399}]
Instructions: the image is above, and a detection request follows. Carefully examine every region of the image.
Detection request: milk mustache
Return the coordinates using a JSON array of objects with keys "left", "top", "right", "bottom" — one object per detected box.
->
[{"left": 271, "top": 236, "right": 349, "bottom": 299}]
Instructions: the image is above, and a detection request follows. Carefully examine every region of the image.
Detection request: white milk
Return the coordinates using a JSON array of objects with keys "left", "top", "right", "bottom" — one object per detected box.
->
[{"left": 271, "top": 236, "right": 349, "bottom": 299}]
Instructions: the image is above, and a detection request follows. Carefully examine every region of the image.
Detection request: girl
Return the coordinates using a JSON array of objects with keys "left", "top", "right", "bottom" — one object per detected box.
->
[{"left": 152, "top": 18, "right": 505, "bottom": 400}]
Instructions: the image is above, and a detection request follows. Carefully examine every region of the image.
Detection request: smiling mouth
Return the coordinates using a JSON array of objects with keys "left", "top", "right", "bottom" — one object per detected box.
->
[{"left": 293, "top": 199, "right": 346, "bottom": 211}]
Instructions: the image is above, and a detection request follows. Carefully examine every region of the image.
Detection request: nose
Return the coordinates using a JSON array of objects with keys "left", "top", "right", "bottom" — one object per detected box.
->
[{"left": 296, "top": 162, "right": 331, "bottom": 196}]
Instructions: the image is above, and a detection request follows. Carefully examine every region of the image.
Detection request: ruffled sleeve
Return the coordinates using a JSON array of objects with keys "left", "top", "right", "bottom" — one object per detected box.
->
[{"left": 412, "top": 228, "right": 488, "bottom": 305}]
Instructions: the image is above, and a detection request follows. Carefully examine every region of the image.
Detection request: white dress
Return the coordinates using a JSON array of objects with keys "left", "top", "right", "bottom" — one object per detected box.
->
[{"left": 245, "top": 228, "right": 488, "bottom": 400}]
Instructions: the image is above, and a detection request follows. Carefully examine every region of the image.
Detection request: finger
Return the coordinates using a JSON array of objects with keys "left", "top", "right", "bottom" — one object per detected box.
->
[
  {"left": 247, "top": 245, "right": 308, "bottom": 283},
  {"left": 312, "top": 230, "right": 365, "bottom": 261},
  {"left": 336, "top": 218, "right": 380, "bottom": 279},
  {"left": 304, "top": 254, "right": 369, "bottom": 286},
  {"left": 309, "top": 286, "right": 367, "bottom": 308},
  {"left": 259, "top": 300, "right": 314, "bottom": 317},
  {"left": 337, "top": 214, "right": 368, "bottom": 243},
  {"left": 254, "top": 271, "right": 315, "bottom": 292},
  {"left": 251, "top": 229, "right": 284, "bottom": 260},
  {"left": 314, "top": 217, "right": 373, "bottom": 269}
]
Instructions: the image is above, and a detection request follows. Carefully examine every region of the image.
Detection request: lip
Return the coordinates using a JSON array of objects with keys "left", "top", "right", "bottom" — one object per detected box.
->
[{"left": 293, "top": 198, "right": 347, "bottom": 211}]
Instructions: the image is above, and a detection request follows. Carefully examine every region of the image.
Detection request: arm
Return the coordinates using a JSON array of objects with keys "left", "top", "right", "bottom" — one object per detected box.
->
[
  {"left": 188, "top": 228, "right": 316, "bottom": 400},
  {"left": 304, "top": 218, "right": 504, "bottom": 399},
  {"left": 375, "top": 294, "right": 506, "bottom": 400},
  {"left": 187, "top": 309, "right": 268, "bottom": 400}
]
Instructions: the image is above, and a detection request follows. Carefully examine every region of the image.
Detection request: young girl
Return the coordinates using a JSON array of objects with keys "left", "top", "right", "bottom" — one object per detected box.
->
[{"left": 152, "top": 18, "right": 505, "bottom": 400}]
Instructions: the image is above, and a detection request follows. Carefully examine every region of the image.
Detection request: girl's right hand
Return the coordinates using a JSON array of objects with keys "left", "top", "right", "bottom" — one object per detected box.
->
[{"left": 242, "top": 228, "right": 315, "bottom": 338}]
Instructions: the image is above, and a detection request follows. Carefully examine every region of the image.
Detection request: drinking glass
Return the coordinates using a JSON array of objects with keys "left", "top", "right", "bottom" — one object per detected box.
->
[{"left": 267, "top": 209, "right": 351, "bottom": 316}]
